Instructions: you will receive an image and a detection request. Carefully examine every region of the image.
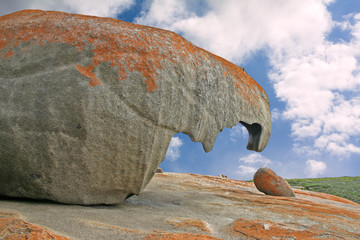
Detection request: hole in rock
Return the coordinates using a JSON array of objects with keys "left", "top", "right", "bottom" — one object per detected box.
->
[
  {"left": 159, "top": 124, "right": 250, "bottom": 179},
  {"left": 239, "top": 121, "right": 262, "bottom": 152}
]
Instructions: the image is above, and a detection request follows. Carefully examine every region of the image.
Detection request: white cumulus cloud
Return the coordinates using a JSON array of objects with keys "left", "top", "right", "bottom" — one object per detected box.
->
[
  {"left": 271, "top": 12, "right": 360, "bottom": 157},
  {"left": 136, "top": 0, "right": 333, "bottom": 63},
  {"left": 271, "top": 108, "right": 282, "bottom": 122},
  {"left": 237, "top": 166, "right": 257, "bottom": 178},
  {"left": 0, "top": 0, "right": 134, "bottom": 17},
  {"left": 239, "top": 153, "right": 272, "bottom": 166},
  {"left": 229, "top": 123, "right": 248, "bottom": 142},
  {"left": 165, "top": 136, "right": 183, "bottom": 161},
  {"left": 305, "top": 159, "right": 327, "bottom": 177},
  {"left": 237, "top": 153, "right": 272, "bottom": 179}
]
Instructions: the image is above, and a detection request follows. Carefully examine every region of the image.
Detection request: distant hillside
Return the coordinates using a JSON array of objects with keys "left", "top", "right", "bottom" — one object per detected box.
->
[{"left": 286, "top": 176, "right": 360, "bottom": 204}]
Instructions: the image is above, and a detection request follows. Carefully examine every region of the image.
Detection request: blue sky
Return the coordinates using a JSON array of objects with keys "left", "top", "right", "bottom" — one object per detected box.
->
[{"left": 2, "top": 0, "right": 360, "bottom": 180}]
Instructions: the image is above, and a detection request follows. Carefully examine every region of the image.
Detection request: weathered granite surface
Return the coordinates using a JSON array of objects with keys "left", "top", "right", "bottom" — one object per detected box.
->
[
  {"left": 0, "top": 10, "right": 270, "bottom": 205},
  {"left": 1, "top": 173, "right": 359, "bottom": 239}
]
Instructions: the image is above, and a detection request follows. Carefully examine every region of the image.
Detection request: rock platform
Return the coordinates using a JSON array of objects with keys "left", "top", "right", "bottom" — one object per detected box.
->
[{"left": 1, "top": 172, "right": 359, "bottom": 239}]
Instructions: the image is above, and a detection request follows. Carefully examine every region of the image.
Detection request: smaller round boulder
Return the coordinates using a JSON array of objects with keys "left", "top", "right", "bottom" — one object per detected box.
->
[{"left": 253, "top": 168, "right": 295, "bottom": 197}]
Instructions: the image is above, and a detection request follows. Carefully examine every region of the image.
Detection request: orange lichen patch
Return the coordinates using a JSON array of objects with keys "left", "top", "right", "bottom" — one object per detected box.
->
[
  {"left": 0, "top": 210, "right": 71, "bottom": 240},
  {"left": 229, "top": 218, "right": 335, "bottom": 240},
  {"left": 75, "top": 64, "right": 101, "bottom": 87},
  {"left": 294, "top": 189, "right": 360, "bottom": 206},
  {"left": 143, "top": 231, "right": 222, "bottom": 240},
  {"left": 165, "top": 217, "right": 211, "bottom": 233},
  {"left": 236, "top": 191, "right": 360, "bottom": 222},
  {"left": 230, "top": 194, "right": 360, "bottom": 237},
  {"left": 178, "top": 174, "right": 259, "bottom": 196},
  {"left": 285, "top": 197, "right": 359, "bottom": 220},
  {"left": 284, "top": 200, "right": 360, "bottom": 222},
  {"left": 210, "top": 52, "right": 265, "bottom": 106},
  {"left": 188, "top": 182, "right": 258, "bottom": 197},
  {"left": 156, "top": 174, "right": 260, "bottom": 201},
  {"left": 3, "top": 50, "right": 14, "bottom": 58},
  {"left": 0, "top": 10, "right": 265, "bottom": 100},
  {"left": 253, "top": 168, "right": 295, "bottom": 197}
]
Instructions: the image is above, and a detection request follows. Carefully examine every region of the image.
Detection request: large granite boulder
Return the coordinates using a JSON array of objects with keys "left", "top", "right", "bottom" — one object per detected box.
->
[{"left": 0, "top": 10, "right": 271, "bottom": 204}]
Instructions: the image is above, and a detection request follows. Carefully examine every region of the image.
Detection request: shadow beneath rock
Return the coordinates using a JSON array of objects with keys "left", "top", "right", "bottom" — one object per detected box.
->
[{"left": 0, "top": 195, "right": 121, "bottom": 209}]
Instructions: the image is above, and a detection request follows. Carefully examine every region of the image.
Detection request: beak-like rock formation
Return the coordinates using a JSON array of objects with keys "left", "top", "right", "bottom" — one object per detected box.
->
[{"left": 0, "top": 10, "right": 271, "bottom": 204}]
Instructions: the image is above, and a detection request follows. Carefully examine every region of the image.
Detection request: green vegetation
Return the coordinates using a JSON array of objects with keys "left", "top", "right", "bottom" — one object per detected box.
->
[{"left": 286, "top": 176, "right": 360, "bottom": 204}]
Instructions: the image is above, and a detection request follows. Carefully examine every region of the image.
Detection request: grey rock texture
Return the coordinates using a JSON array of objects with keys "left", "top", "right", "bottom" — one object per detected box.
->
[{"left": 0, "top": 10, "right": 271, "bottom": 204}]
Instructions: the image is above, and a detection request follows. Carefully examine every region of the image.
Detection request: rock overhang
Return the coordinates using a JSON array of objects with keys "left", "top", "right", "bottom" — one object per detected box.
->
[{"left": 0, "top": 9, "right": 271, "bottom": 204}]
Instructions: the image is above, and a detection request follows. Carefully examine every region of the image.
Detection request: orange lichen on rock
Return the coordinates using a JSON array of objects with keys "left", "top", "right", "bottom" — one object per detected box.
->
[
  {"left": 0, "top": 9, "right": 265, "bottom": 96},
  {"left": 75, "top": 64, "right": 101, "bottom": 87},
  {"left": 253, "top": 167, "right": 295, "bottom": 197},
  {"left": 143, "top": 232, "right": 221, "bottom": 240},
  {"left": 229, "top": 216, "right": 360, "bottom": 240},
  {"left": 3, "top": 50, "right": 14, "bottom": 58},
  {"left": 294, "top": 189, "right": 360, "bottom": 206},
  {"left": 0, "top": 210, "right": 71, "bottom": 240},
  {"left": 165, "top": 217, "right": 211, "bottom": 233},
  {"left": 210, "top": 52, "right": 265, "bottom": 105},
  {"left": 229, "top": 218, "right": 329, "bottom": 240},
  {"left": 178, "top": 174, "right": 258, "bottom": 197},
  {"left": 228, "top": 191, "right": 360, "bottom": 239}
]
